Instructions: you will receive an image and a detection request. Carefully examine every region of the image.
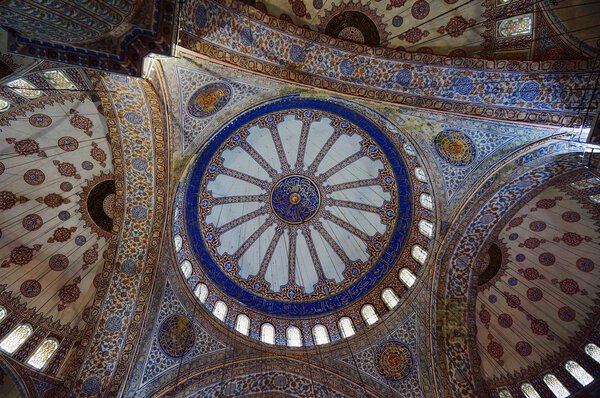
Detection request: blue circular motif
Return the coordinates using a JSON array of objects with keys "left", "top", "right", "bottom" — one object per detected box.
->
[
  {"left": 395, "top": 70, "right": 413, "bottom": 87},
  {"left": 58, "top": 211, "right": 70, "bottom": 221},
  {"left": 507, "top": 277, "right": 518, "bottom": 286},
  {"left": 433, "top": 129, "right": 476, "bottom": 167},
  {"left": 131, "top": 205, "right": 147, "bottom": 220},
  {"left": 453, "top": 76, "right": 474, "bottom": 96},
  {"left": 194, "top": 4, "right": 208, "bottom": 28},
  {"left": 240, "top": 27, "right": 253, "bottom": 46},
  {"left": 187, "top": 83, "right": 232, "bottom": 119},
  {"left": 105, "top": 316, "right": 122, "bottom": 333},
  {"left": 158, "top": 315, "right": 195, "bottom": 358},
  {"left": 313, "top": 0, "right": 323, "bottom": 8},
  {"left": 392, "top": 16, "right": 403, "bottom": 27},
  {"left": 75, "top": 235, "right": 87, "bottom": 246},
  {"left": 124, "top": 111, "right": 143, "bottom": 125},
  {"left": 131, "top": 158, "right": 147, "bottom": 172},
  {"left": 121, "top": 259, "right": 136, "bottom": 275},
  {"left": 340, "top": 59, "right": 355, "bottom": 76},
  {"left": 509, "top": 233, "right": 519, "bottom": 241},
  {"left": 81, "top": 376, "right": 101, "bottom": 394},
  {"left": 516, "top": 253, "right": 526, "bottom": 262},
  {"left": 289, "top": 44, "right": 305, "bottom": 63},
  {"left": 488, "top": 294, "right": 497, "bottom": 303},
  {"left": 519, "top": 81, "right": 540, "bottom": 102},
  {"left": 271, "top": 175, "right": 320, "bottom": 224}
]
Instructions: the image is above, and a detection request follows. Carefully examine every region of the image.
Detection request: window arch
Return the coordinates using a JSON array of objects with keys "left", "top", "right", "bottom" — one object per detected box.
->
[
  {"left": 0, "top": 324, "right": 33, "bottom": 353},
  {"left": 235, "top": 314, "right": 250, "bottom": 336},
  {"left": 418, "top": 219, "right": 433, "bottom": 238},
  {"left": 498, "top": 14, "right": 532, "bottom": 37},
  {"left": 174, "top": 235, "right": 183, "bottom": 252},
  {"left": 42, "top": 70, "right": 76, "bottom": 90},
  {"left": 521, "top": 383, "right": 541, "bottom": 398},
  {"left": 585, "top": 343, "right": 600, "bottom": 363},
  {"left": 403, "top": 143, "right": 416, "bottom": 156},
  {"left": 286, "top": 326, "right": 302, "bottom": 347},
  {"left": 338, "top": 317, "right": 355, "bottom": 338},
  {"left": 411, "top": 245, "right": 428, "bottom": 265},
  {"left": 498, "top": 390, "right": 513, "bottom": 398},
  {"left": 399, "top": 268, "right": 417, "bottom": 288},
  {"left": 0, "top": 306, "right": 6, "bottom": 322},
  {"left": 414, "top": 167, "right": 427, "bottom": 182},
  {"left": 543, "top": 374, "right": 569, "bottom": 398},
  {"left": 382, "top": 288, "right": 400, "bottom": 310},
  {"left": 565, "top": 360, "right": 593, "bottom": 386},
  {"left": 27, "top": 338, "right": 59, "bottom": 370},
  {"left": 420, "top": 193, "right": 433, "bottom": 210},
  {"left": 6, "top": 79, "right": 42, "bottom": 98},
  {"left": 313, "top": 325, "right": 330, "bottom": 345},
  {"left": 261, "top": 323, "right": 275, "bottom": 345},
  {"left": 180, "top": 260, "right": 192, "bottom": 278},
  {"left": 213, "top": 301, "right": 228, "bottom": 321},
  {"left": 0, "top": 98, "right": 9, "bottom": 113},
  {"left": 361, "top": 304, "right": 379, "bottom": 326},
  {"left": 194, "top": 283, "right": 208, "bottom": 303}
]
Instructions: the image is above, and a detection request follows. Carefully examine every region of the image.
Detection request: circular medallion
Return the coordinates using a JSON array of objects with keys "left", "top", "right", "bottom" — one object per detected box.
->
[
  {"left": 20, "top": 279, "right": 41, "bottom": 297},
  {"left": 49, "top": 254, "right": 69, "bottom": 271},
  {"left": 375, "top": 341, "right": 414, "bottom": 381},
  {"left": 58, "top": 136, "right": 79, "bottom": 152},
  {"left": 22, "top": 214, "right": 43, "bottom": 231},
  {"left": 29, "top": 114, "right": 52, "bottom": 128},
  {"left": 180, "top": 97, "right": 412, "bottom": 318},
  {"left": 158, "top": 314, "right": 195, "bottom": 358},
  {"left": 433, "top": 129, "right": 476, "bottom": 166},
  {"left": 271, "top": 175, "right": 320, "bottom": 224},
  {"left": 78, "top": 173, "right": 115, "bottom": 239},
  {"left": 187, "top": 83, "right": 232, "bottom": 118},
  {"left": 23, "top": 169, "right": 45, "bottom": 185}
]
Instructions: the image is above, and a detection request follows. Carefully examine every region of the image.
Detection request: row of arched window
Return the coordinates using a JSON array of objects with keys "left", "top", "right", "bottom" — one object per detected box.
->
[
  {"left": 570, "top": 177, "right": 600, "bottom": 204},
  {"left": 0, "top": 70, "right": 76, "bottom": 113},
  {"left": 0, "top": 306, "right": 59, "bottom": 370},
  {"left": 498, "top": 343, "right": 600, "bottom": 397}
]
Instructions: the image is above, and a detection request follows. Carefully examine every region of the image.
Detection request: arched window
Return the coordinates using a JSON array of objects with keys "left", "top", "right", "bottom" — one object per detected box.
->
[
  {"left": 543, "top": 374, "right": 569, "bottom": 398},
  {"left": 382, "top": 288, "right": 400, "bottom": 310},
  {"left": 194, "top": 283, "right": 208, "bottom": 303},
  {"left": 411, "top": 245, "right": 428, "bottom": 265},
  {"left": 286, "top": 326, "right": 302, "bottom": 347},
  {"left": 0, "top": 306, "right": 6, "bottom": 322},
  {"left": 235, "top": 314, "right": 250, "bottom": 336},
  {"left": 0, "top": 324, "right": 33, "bottom": 353},
  {"left": 0, "top": 98, "right": 9, "bottom": 113},
  {"left": 261, "top": 323, "right": 275, "bottom": 345},
  {"left": 399, "top": 268, "right": 417, "bottom": 288},
  {"left": 498, "top": 14, "right": 532, "bottom": 37},
  {"left": 6, "top": 78, "right": 42, "bottom": 98},
  {"left": 403, "top": 143, "right": 416, "bottom": 156},
  {"left": 174, "top": 235, "right": 183, "bottom": 252},
  {"left": 414, "top": 167, "right": 427, "bottom": 182},
  {"left": 42, "top": 70, "right": 76, "bottom": 90},
  {"left": 213, "top": 301, "right": 228, "bottom": 321},
  {"left": 565, "top": 360, "right": 593, "bottom": 386},
  {"left": 361, "top": 304, "right": 379, "bottom": 326},
  {"left": 498, "top": 390, "right": 513, "bottom": 398},
  {"left": 585, "top": 343, "right": 600, "bottom": 363},
  {"left": 180, "top": 260, "right": 192, "bottom": 279},
  {"left": 420, "top": 193, "right": 433, "bottom": 210},
  {"left": 338, "top": 317, "right": 355, "bottom": 338},
  {"left": 313, "top": 325, "right": 330, "bottom": 345},
  {"left": 521, "top": 383, "right": 541, "bottom": 398},
  {"left": 27, "top": 338, "right": 59, "bottom": 370},
  {"left": 571, "top": 177, "right": 600, "bottom": 190},
  {"left": 418, "top": 220, "right": 433, "bottom": 238},
  {"left": 590, "top": 194, "right": 600, "bottom": 204}
]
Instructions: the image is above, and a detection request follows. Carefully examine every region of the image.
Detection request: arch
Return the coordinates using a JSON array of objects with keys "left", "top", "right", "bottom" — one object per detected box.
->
[
  {"left": 418, "top": 219, "right": 433, "bottom": 238},
  {"left": 403, "top": 143, "right": 416, "bottom": 156},
  {"left": 0, "top": 306, "right": 6, "bottom": 322},
  {"left": 564, "top": 360, "right": 593, "bottom": 386},
  {"left": 174, "top": 235, "right": 183, "bottom": 252},
  {"left": 235, "top": 314, "right": 250, "bottom": 336},
  {"left": 180, "top": 260, "right": 192, "bottom": 279},
  {"left": 361, "top": 304, "right": 379, "bottom": 326},
  {"left": 411, "top": 245, "right": 428, "bottom": 265},
  {"left": 27, "top": 338, "right": 59, "bottom": 370},
  {"left": 286, "top": 326, "right": 302, "bottom": 347},
  {"left": 521, "top": 383, "right": 541, "bottom": 398},
  {"left": 42, "top": 70, "right": 76, "bottom": 90},
  {"left": 420, "top": 193, "right": 433, "bottom": 210},
  {"left": 585, "top": 343, "right": 600, "bottom": 363},
  {"left": 498, "top": 14, "right": 533, "bottom": 37},
  {"left": 338, "top": 317, "right": 356, "bottom": 338},
  {"left": 414, "top": 167, "right": 427, "bottom": 182},
  {"left": 498, "top": 390, "right": 513, "bottom": 398},
  {"left": 381, "top": 288, "right": 400, "bottom": 309},
  {"left": 312, "top": 325, "right": 330, "bottom": 345},
  {"left": 6, "top": 78, "right": 42, "bottom": 98},
  {"left": 194, "top": 283, "right": 208, "bottom": 303},
  {"left": 399, "top": 268, "right": 417, "bottom": 288},
  {"left": 543, "top": 374, "right": 569, "bottom": 398},
  {"left": 0, "top": 324, "right": 33, "bottom": 354},
  {"left": 212, "top": 301, "right": 228, "bottom": 321},
  {"left": 260, "top": 323, "right": 275, "bottom": 345},
  {"left": 0, "top": 98, "right": 9, "bottom": 113}
]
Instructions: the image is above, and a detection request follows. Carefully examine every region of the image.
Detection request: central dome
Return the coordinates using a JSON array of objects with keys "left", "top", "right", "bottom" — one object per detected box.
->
[{"left": 179, "top": 96, "right": 413, "bottom": 318}]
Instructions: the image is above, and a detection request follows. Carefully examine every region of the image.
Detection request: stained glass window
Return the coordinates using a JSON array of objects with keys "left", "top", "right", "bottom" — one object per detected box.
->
[
  {"left": 414, "top": 167, "right": 427, "bottom": 182},
  {"left": 420, "top": 194, "right": 433, "bottom": 210},
  {"left": 543, "top": 374, "right": 569, "bottom": 398},
  {"left": 261, "top": 323, "right": 275, "bottom": 344},
  {"left": 419, "top": 220, "right": 434, "bottom": 238},
  {"left": 180, "top": 260, "right": 192, "bottom": 279},
  {"left": 403, "top": 143, "right": 416, "bottom": 156},
  {"left": 570, "top": 177, "right": 600, "bottom": 190},
  {"left": 411, "top": 245, "right": 428, "bottom": 265},
  {"left": 6, "top": 79, "right": 42, "bottom": 98},
  {"left": 585, "top": 343, "right": 600, "bottom": 364},
  {"left": 338, "top": 317, "right": 355, "bottom": 338},
  {"left": 42, "top": 70, "right": 76, "bottom": 90},
  {"left": 521, "top": 383, "right": 541, "bottom": 398},
  {"left": 0, "top": 98, "right": 9, "bottom": 112},
  {"left": 27, "top": 338, "right": 59, "bottom": 370},
  {"left": 194, "top": 283, "right": 208, "bottom": 303},
  {"left": 286, "top": 326, "right": 302, "bottom": 347},
  {"left": 361, "top": 304, "right": 379, "bottom": 326},
  {"left": 589, "top": 194, "right": 600, "bottom": 204},
  {"left": 0, "top": 324, "right": 33, "bottom": 353},
  {"left": 498, "top": 14, "right": 533, "bottom": 37},
  {"left": 382, "top": 288, "right": 400, "bottom": 309},
  {"left": 235, "top": 314, "right": 250, "bottom": 336},
  {"left": 565, "top": 360, "right": 593, "bottom": 386},
  {"left": 498, "top": 390, "right": 513, "bottom": 398},
  {"left": 313, "top": 325, "right": 330, "bottom": 345},
  {"left": 174, "top": 235, "right": 183, "bottom": 252},
  {"left": 399, "top": 268, "right": 417, "bottom": 288},
  {"left": 213, "top": 301, "right": 227, "bottom": 321},
  {"left": 0, "top": 306, "right": 6, "bottom": 322}
]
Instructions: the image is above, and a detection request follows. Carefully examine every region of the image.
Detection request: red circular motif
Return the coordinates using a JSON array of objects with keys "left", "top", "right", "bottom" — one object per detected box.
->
[
  {"left": 479, "top": 308, "right": 490, "bottom": 324},
  {"left": 527, "top": 287, "right": 543, "bottom": 302},
  {"left": 487, "top": 341, "right": 504, "bottom": 358},
  {"left": 508, "top": 215, "right": 524, "bottom": 229},
  {"left": 29, "top": 114, "right": 52, "bottom": 128},
  {"left": 83, "top": 248, "right": 98, "bottom": 265},
  {"left": 0, "top": 191, "right": 17, "bottom": 210},
  {"left": 13, "top": 139, "right": 40, "bottom": 156},
  {"left": 60, "top": 182, "right": 73, "bottom": 192},
  {"left": 506, "top": 294, "right": 521, "bottom": 308},
  {"left": 515, "top": 341, "right": 532, "bottom": 356},
  {"left": 411, "top": 0, "right": 430, "bottom": 19},
  {"left": 91, "top": 146, "right": 106, "bottom": 164},
  {"left": 10, "top": 245, "right": 35, "bottom": 265},
  {"left": 561, "top": 211, "right": 580, "bottom": 223},
  {"left": 20, "top": 279, "right": 41, "bottom": 297},
  {"left": 559, "top": 279, "right": 579, "bottom": 295},
  {"left": 58, "top": 136, "right": 79, "bottom": 152},
  {"left": 58, "top": 283, "right": 80, "bottom": 304},
  {"left": 536, "top": 198, "right": 556, "bottom": 209},
  {"left": 22, "top": 214, "right": 43, "bottom": 231},
  {"left": 50, "top": 227, "right": 74, "bottom": 242},
  {"left": 43, "top": 193, "right": 65, "bottom": 208},
  {"left": 538, "top": 252, "right": 555, "bottom": 266},
  {"left": 522, "top": 267, "right": 540, "bottom": 280},
  {"left": 562, "top": 232, "right": 583, "bottom": 246},
  {"left": 558, "top": 306, "right": 576, "bottom": 322},
  {"left": 531, "top": 319, "right": 549, "bottom": 335},
  {"left": 54, "top": 161, "right": 78, "bottom": 177},
  {"left": 576, "top": 257, "right": 594, "bottom": 272},
  {"left": 523, "top": 237, "right": 542, "bottom": 249},
  {"left": 23, "top": 169, "right": 45, "bottom": 185},
  {"left": 49, "top": 254, "right": 69, "bottom": 271},
  {"left": 498, "top": 313, "right": 513, "bottom": 328}
]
